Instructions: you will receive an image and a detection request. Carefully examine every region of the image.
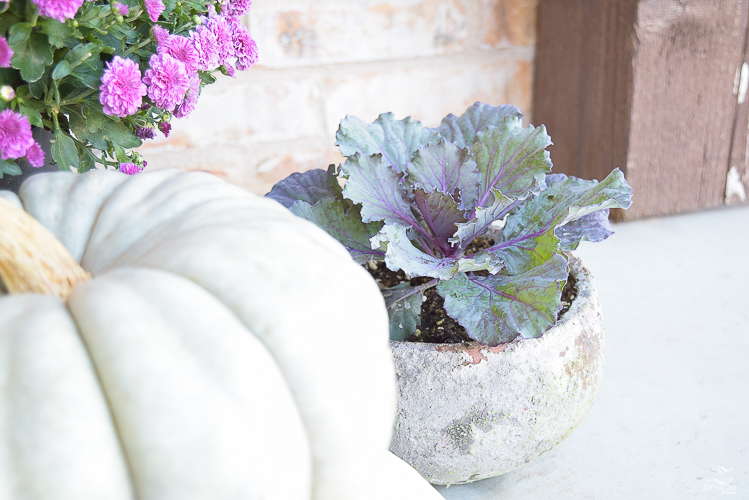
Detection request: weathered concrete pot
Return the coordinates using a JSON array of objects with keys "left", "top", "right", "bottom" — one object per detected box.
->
[{"left": 388, "top": 256, "right": 604, "bottom": 485}]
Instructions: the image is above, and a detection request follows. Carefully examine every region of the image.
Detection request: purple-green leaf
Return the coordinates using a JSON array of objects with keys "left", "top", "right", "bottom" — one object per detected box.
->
[
  {"left": 488, "top": 169, "right": 632, "bottom": 274},
  {"left": 413, "top": 188, "right": 469, "bottom": 252},
  {"left": 335, "top": 113, "right": 432, "bottom": 173},
  {"left": 472, "top": 118, "right": 552, "bottom": 205},
  {"left": 340, "top": 153, "right": 421, "bottom": 227},
  {"left": 450, "top": 188, "right": 517, "bottom": 250},
  {"left": 427, "top": 102, "right": 523, "bottom": 148},
  {"left": 371, "top": 224, "right": 460, "bottom": 279},
  {"left": 556, "top": 210, "right": 613, "bottom": 250},
  {"left": 382, "top": 283, "right": 425, "bottom": 341},
  {"left": 437, "top": 254, "right": 568, "bottom": 344},
  {"left": 290, "top": 198, "right": 384, "bottom": 264},
  {"left": 265, "top": 166, "right": 343, "bottom": 209},
  {"left": 372, "top": 223, "right": 498, "bottom": 279},
  {"left": 406, "top": 141, "right": 480, "bottom": 209}
]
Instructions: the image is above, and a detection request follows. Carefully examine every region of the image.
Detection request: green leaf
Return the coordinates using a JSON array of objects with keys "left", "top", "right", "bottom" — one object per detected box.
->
[
  {"left": 78, "top": 148, "right": 96, "bottom": 173},
  {"left": 112, "top": 141, "right": 127, "bottom": 163},
  {"left": 381, "top": 283, "right": 424, "bottom": 341},
  {"left": 10, "top": 32, "right": 54, "bottom": 83},
  {"left": 14, "top": 85, "right": 32, "bottom": 99},
  {"left": 52, "top": 60, "right": 72, "bottom": 80},
  {"left": 64, "top": 43, "right": 97, "bottom": 66},
  {"left": 336, "top": 113, "right": 432, "bottom": 173},
  {"left": 81, "top": 103, "right": 111, "bottom": 131},
  {"left": 18, "top": 103, "right": 43, "bottom": 127},
  {"left": 51, "top": 129, "right": 80, "bottom": 171},
  {"left": 28, "top": 78, "right": 45, "bottom": 98},
  {"left": 289, "top": 198, "right": 385, "bottom": 264},
  {"left": 8, "top": 22, "right": 32, "bottom": 45},
  {"left": 437, "top": 254, "right": 568, "bottom": 344},
  {"left": 0, "top": 158, "right": 23, "bottom": 178},
  {"left": 100, "top": 117, "right": 141, "bottom": 149},
  {"left": 199, "top": 72, "right": 216, "bottom": 85},
  {"left": 68, "top": 107, "right": 109, "bottom": 150},
  {"left": 38, "top": 18, "right": 75, "bottom": 48},
  {"left": 0, "top": 13, "right": 22, "bottom": 37}
]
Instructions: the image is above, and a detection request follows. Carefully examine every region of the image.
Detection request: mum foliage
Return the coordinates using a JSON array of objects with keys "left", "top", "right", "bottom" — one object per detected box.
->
[
  {"left": 0, "top": 0, "right": 257, "bottom": 178},
  {"left": 267, "top": 103, "right": 633, "bottom": 344}
]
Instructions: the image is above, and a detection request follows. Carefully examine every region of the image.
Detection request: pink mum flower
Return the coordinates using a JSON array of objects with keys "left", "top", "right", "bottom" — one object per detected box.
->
[
  {"left": 161, "top": 35, "right": 199, "bottom": 73},
  {"left": 143, "top": 53, "right": 190, "bottom": 112},
  {"left": 32, "top": 0, "right": 85, "bottom": 22},
  {"left": 190, "top": 25, "right": 220, "bottom": 71},
  {"left": 223, "top": 0, "right": 251, "bottom": 18},
  {"left": 153, "top": 25, "right": 170, "bottom": 45},
  {"left": 119, "top": 162, "right": 141, "bottom": 175},
  {"left": 0, "top": 110, "right": 34, "bottom": 160},
  {"left": 230, "top": 21, "right": 258, "bottom": 70},
  {"left": 0, "top": 37, "right": 12, "bottom": 68},
  {"left": 113, "top": 2, "right": 129, "bottom": 15},
  {"left": 99, "top": 56, "right": 147, "bottom": 117},
  {"left": 25, "top": 142, "right": 46, "bottom": 168},
  {"left": 144, "top": 0, "right": 165, "bottom": 22},
  {"left": 174, "top": 73, "right": 201, "bottom": 119},
  {"left": 205, "top": 14, "right": 234, "bottom": 65}
]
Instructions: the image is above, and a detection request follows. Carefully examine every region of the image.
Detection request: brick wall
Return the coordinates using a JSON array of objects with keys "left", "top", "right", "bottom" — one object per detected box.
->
[{"left": 139, "top": 0, "right": 538, "bottom": 195}]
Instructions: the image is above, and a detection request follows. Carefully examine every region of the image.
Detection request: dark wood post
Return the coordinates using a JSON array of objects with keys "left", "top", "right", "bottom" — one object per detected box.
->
[{"left": 533, "top": 0, "right": 749, "bottom": 220}]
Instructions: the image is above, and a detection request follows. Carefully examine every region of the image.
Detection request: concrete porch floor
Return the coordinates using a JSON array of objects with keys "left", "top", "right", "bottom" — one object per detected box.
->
[{"left": 435, "top": 204, "right": 749, "bottom": 499}]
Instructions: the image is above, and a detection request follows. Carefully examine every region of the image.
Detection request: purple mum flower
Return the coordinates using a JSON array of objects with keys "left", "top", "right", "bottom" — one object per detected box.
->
[
  {"left": 0, "top": 110, "right": 34, "bottom": 160},
  {"left": 174, "top": 73, "right": 201, "bottom": 119},
  {"left": 143, "top": 53, "right": 190, "bottom": 112},
  {"left": 161, "top": 35, "right": 199, "bottom": 73},
  {"left": 224, "top": 0, "right": 251, "bottom": 18},
  {"left": 0, "top": 37, "right": 12, "bottom": 68},
  {"left": 32, "top": 0, "right": 84, "bottom": 22},
  {"left": 100, "top": 56, "right": 147, "bottom": 117},
  {"left": 113, "top": 2, "right": 129, "bottom": 14},
  {"left": 230, "top": 21, "right": 258, "bottom": 71},
  {"left": 159, "top": 121, "right": 171, "bottom": 137},
  {"left": 25, "top": 142, "right": 46, "bottom": 168},
  {"left": 144, "top": 0, "right": 165, "bottom": 22},
  {"left": 190, "top": 25, "right": 220, "bottom": 71},
  {"left": 119, "top": 162, "right": 142, "bottom": 175},
  {"left": 153, "top": 25, "right": 170, "bottom": 45},
  {"left": 205, "top": 14, "right": 234, "bottom": 65},
  {"left": 135, "top": 126, "right": 156, "bottom": 140}
]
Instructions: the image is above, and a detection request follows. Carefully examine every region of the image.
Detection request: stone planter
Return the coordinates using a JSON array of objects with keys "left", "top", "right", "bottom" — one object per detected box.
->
[{"left": 388, "top": 255, "right": 604, "bottom": 485}]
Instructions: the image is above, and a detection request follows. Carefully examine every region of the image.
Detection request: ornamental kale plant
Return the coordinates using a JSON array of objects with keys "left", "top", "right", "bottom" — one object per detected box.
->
[
  {"left": 267, "top": 102, "right": 632, "bottom": 345},
  {"left": 0, "top": 0, "right": 257, "bottom": 178}
]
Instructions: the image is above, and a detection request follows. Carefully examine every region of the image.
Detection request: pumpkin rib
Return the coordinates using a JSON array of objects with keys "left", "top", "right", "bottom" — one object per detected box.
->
[
  {"left": 67, "top": 267, "right": 312, "bottom": 500},
  {"left": 0, "top": 294, "right": 134, "bottom": 499},
  {"left": 19, "top": 170, "right": 129, "bottom": 263}
]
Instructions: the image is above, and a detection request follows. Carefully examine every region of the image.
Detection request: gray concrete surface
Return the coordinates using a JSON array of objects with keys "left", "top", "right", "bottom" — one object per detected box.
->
[{"left": 436, "top": 205, "right": 749, "bottom": 499}]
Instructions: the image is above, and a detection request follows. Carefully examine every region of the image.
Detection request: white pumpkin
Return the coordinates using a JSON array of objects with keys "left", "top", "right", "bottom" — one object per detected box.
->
[{"left": 0, "top": 169, "right": 442, "bottom": 500}]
